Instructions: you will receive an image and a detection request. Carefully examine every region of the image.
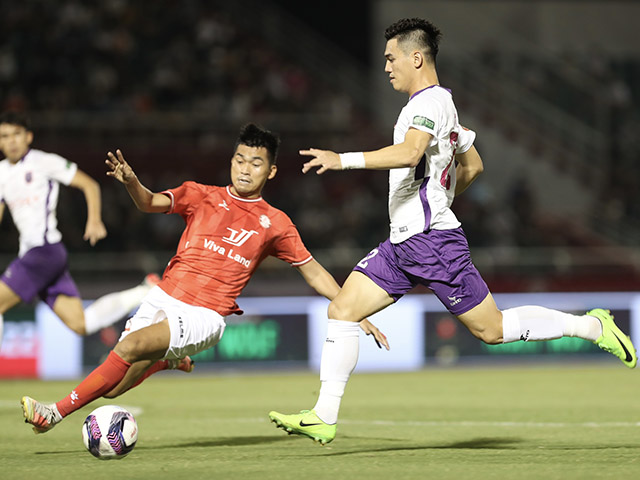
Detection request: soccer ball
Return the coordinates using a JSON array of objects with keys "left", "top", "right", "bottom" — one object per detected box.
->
[{"left": 81, "top": 405, "right": 138, "bottom": 460}]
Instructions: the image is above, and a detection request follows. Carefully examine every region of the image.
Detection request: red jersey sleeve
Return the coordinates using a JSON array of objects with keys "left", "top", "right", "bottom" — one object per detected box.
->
[
  {"left": 271, "top": 221, "right": 313, "bottom": 266},
  {"left": 162, "top": 181, "right": 208, "bottom": 218}
]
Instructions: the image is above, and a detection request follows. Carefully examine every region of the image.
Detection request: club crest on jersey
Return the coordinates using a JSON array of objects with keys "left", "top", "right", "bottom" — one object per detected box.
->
[
  {"left": 259, "top": 215, "right": 271, "bottom": 229},
  {"left": 222, "top": 228, "right": 258, "bottom": 247},
  {"left": 25, "top": 172, "right": 32, "bottom": 183}
]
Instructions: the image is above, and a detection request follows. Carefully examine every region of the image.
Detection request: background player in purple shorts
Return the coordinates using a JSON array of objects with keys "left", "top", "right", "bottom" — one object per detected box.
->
[
  {"left": 269, "top": 18, "right": 637, "bottom": 445},
  {"left": 0, "top": 111, "right": 159, "bottom": 349}
]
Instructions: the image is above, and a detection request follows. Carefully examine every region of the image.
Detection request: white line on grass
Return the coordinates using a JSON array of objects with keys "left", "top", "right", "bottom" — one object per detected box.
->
[
  {"left": 237, "top": 417, "right": 640, "bottom": 428},
  {"left": 2, "top": 400, "right": 636, "bottom": 428},
  {"left": 0, "top": 400, "right": 143, "bottom": 417}
]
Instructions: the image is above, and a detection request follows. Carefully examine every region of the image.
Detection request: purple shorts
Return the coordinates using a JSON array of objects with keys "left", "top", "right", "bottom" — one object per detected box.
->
[
  {"left": 1, "top": 242, "right": 80, "bottom": 309},
  {"left": 353, "top": 228, "right": 489, "bottom": 315}
]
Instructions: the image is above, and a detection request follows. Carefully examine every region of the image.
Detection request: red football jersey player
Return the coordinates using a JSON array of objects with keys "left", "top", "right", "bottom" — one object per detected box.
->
[{"left": 21, "top": 123, "right": 389, "bottom": 435}]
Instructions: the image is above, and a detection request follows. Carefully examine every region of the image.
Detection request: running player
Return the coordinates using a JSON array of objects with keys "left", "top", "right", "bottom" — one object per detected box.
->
[
  {"left": 268, "top": 18, "right": 637, "bottom": 445},
  {"left": 0, "top": 111, "right": 159, "bottom": 349},
  {"left": 21, "top": 123, "right": 388, "bottom": 434}
]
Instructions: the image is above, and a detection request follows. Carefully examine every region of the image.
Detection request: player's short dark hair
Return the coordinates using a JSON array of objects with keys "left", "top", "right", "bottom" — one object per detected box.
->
[
  {"left": 384, "top": 18, "right": 442, "bottom": 64},
  {"left": 235, "top": 123, "right": 280, "bottom": 165},
  {"left": 0, "top": 111, "right": 32, "bottom": 131}
]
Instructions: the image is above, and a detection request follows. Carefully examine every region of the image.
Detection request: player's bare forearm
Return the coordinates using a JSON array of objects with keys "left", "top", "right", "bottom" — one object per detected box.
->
[
  {"left": 454, "top": 146, "right": 484, "bottom": 196},
  {"left": 106, "top": 149, "right": 170, "bottom": 213},
  {"left": 295, "top": 260, "right": 390, "bottom": 350},
  {"left": 296, "top": 259, "right": 341, "bottom": 300},
  {"left": 124, "top": 177, "right": 156, "bottom": 212},
  {"left": 300, "top": 129, "right": 431, "bottom": 174},
  {"left": 70, "top": 169, "right": 107, "bottom": 245}
]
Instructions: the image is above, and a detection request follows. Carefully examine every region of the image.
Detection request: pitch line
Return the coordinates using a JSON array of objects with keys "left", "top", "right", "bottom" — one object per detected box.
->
[
  {"left": 234, "top": 417, "right": 640, "bottom": 428},
  {"left": 341, "top": 419, "right": 640, "bottom": 428},
  {"left": 1, "top": 401, "right": 636, "bottom": 428},
  {"left": 0, "top": 400, "right": 143, "bottom": 417}
]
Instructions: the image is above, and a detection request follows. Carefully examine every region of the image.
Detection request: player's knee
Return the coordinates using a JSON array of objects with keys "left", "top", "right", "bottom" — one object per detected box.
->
[
  {"left": 471, "top": 325, "right": 502, "bottom": 345},
  {"left": 114, "top": 336, "right": 144, "bottom": 363},
  {"left": 67, "top": 321, "right": 86, "bottom": 336},
  {"left": 328, "top": 299, "right": 359, "bottom": 322}
]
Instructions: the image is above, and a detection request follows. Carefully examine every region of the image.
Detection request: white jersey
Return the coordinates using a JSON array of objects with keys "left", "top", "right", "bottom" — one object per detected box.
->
[
  {"left": 389, "top": 85, "right": 476, "bottom": 243},
  {"left": 0, "top": 149, "right": 78, "bottom": 256}
]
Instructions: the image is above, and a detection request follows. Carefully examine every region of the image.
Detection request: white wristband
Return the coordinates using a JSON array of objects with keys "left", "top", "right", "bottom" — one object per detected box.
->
[{"left": 339, "top": 152, "right": 366, "bottom": 170}]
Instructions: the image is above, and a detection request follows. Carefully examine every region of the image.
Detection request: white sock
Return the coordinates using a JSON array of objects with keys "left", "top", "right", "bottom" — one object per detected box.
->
[
  {"left": 502, "top": 306, "right": 602, "bottom": 343},
  {"left": 313, "top": 319, "right": 360, "bottom": 424},
  {"left": 84, "top": 283, "right": 153, "bottom": 335}
]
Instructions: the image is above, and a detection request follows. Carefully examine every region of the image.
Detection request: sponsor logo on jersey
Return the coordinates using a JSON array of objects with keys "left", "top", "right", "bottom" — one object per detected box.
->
[
  {"left": 25, "top": 172, "right": 32, "bottom": 183},
  {"left": 222, "top": 228, "right": 258, "bottom": 247},
  {"left": 412, "top": 115, "right": 435, "bottom": 129},
  {"left": 219, "top": 200, "right": 230, "bottom": 211},
  {"left": 204, "top": 236, "right": 254, "bottom": 268}
]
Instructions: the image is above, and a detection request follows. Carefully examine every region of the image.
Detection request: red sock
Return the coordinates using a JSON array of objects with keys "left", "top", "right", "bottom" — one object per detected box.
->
[
  {"left": 56, "top": 351, "right": 131, "bottom": 417},
  {"left": 128, "top": 360, "right": 169, "bottom": 390}
]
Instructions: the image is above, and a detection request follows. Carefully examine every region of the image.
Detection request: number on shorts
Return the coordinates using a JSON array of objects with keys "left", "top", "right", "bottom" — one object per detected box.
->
[{"left": 357, "top": 248, "right": 379, "bottom": 269}]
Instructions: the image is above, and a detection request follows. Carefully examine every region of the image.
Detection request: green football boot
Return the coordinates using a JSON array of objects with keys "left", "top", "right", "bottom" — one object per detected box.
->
[
  {"left": 268, "top": 409, "right": 337, "bottom": 445},
  {"left": 589, "top": 308, "right": 637, "bottom": 368}
]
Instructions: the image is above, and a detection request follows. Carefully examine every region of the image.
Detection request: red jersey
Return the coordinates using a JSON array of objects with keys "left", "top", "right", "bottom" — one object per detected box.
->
[{"left": 158, "top": 183, "right": 312, "bottom": 315}]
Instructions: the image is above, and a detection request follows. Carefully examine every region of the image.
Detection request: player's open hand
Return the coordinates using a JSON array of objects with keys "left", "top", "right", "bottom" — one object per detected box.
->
[
  {"left": 300, "top": 148, "right": 341, "bottom": 175},
  {"left": 84, "top": 219, "right": 107, "bottom": 246},
  {"left": 360, "top": 319, "right": 390, "bottom": 350},
  {"left": 105, "top": 149, "right": 136, "bottom": 184}
]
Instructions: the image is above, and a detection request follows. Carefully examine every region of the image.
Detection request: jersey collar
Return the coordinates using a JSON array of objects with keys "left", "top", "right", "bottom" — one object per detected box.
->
[
  {"left": 409, "top": 84, "right": 451, "bottom": 101},
  {"left": 226, "top": 185, "right": 263, "bottom": 202}
]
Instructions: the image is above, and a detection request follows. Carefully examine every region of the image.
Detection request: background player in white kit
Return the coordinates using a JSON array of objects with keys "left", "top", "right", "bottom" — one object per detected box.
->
[
  {"left": 0, "top": 111, "right": 158, "bottom": 348},
  {"left": 269, "top": 18, "right": 637, "bottom": 445}
]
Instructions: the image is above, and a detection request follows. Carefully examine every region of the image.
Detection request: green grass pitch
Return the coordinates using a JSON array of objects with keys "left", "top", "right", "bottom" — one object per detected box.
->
[{"left": 1, "top": 364, "right": 639, "bottom": 479}]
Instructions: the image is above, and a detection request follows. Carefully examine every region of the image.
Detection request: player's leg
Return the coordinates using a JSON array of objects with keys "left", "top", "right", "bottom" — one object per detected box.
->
[
  {"left": 1, "top": 250, "right": 51, "bottom": 319},
  {"left": 82, "top": 274, "right": 161, "bottom": 335},
  {"left": 314, "top": 270, "right": 394, "bottom": 422},
  {"left": 22, "top": 319, "right": 171, "bottom": 434},
  {"left": 51, "top": 294, "right": 86, "bottom": 335},
  {"left": 103, "top": 355, "right": 194, "bottom": 398},
  {"left": 495, "top": 303, "right": 634, "bottom": 367},
  {"left": 103, "top": 359, "right": 155, "bottom": 398},
  {"left": 455, "top": 284, "right": 635, "bottom": 367},
  {"left": 458, "top": 292, "right": 603, "bottom": 345},
  {"left": 0, "top": 281, "right": 22, "bottom": 349},
  {"left": 455, "top": 292, "right": 504, "bottom": 344},
  {"left": 0, "top": 281, "right": 22, "bottom": 313},
  {"left": 270, "top": 242, "right": 403, "bottom": 444},
  {"left": 49, "top": 271, "right": 160, "bottom": 336}
]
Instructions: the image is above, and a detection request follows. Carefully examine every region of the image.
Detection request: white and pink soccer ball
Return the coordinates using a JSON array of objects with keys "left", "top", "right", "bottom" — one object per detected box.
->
[{"left": 81, "top": 405, "right": 138, "bottom": 460}]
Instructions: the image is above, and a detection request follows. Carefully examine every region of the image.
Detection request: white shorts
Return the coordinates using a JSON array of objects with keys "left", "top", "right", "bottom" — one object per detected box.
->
[{"left": 119, "top": 286, "right": 226, "bottom": 361}]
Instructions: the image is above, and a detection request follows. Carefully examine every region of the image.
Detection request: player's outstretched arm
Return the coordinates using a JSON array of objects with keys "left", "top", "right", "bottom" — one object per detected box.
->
[
  {"left": 105, "top": 149, "right": 171, "bottom": 213},
  {"left": 300, "top": 129, "right": 432, "bottom": 175},
  {"left": 69, "top": 169, "right": 107, "bottom": 246},
  {"left": 454, "top": 145, "right": 484, "bottom": 196},
  {"left": 295, "top": 259, "right": 390, "bottom": 350}
]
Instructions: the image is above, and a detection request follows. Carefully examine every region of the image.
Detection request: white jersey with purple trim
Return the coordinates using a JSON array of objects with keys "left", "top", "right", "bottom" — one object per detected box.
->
[
  {"left": 0, "top": 149, "right": 78, "bottom": 256},
  {"left": 389, "top": 85, "right": 476, "bottom": 244}
]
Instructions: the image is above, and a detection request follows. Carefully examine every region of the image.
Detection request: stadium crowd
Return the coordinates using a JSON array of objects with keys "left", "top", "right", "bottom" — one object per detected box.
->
[{"left": 1, "top": 0, "right": 639, "bottom": 263}]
